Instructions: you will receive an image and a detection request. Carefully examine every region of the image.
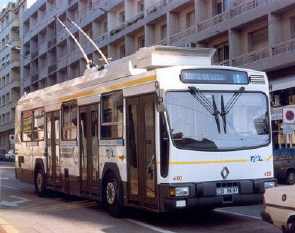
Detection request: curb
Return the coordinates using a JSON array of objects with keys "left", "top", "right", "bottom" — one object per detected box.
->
[{"left": 0, "top": 218, "right": 18, "bottom": 233}]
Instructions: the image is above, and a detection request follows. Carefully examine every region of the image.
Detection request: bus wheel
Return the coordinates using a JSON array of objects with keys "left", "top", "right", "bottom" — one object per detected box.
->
[
  {"left": 104, "top": 175, "right": 124, "bottom": 217},
  {"left": 287, "top": 170, "right": 295, "bottom": 185},
  {"left": 34, "top": 168, "right": 47, "bottom": 197},
  {"left": 287, "top": 218, "right": 295, "bottom": 233}
]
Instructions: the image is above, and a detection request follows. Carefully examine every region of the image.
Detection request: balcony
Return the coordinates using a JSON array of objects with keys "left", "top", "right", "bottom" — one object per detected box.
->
[
  {"left": 170, "top": 25, "right": 197, "bottom": 44},
  {"left": 126, "top": 12, "right": 144, "bottom": 27},
  {"left": 230, "top": 0, "right": 269, "bottom": 18},
  {"left": 157, "top": 38, "right": 168, "bottom": 45},
  {"left": 272, "top": 38, "right": 295, "bottom": 57},
  {"left": 198, "top": 0, "right": 271, "bottom": 32},
  {"left": 38, "top": 42, "right": 48, "bottom": 55},
  {"left": 31, "top": 51, "right": 38, "bottom": 60},
  {"left": 31, "top": 73, "right": 39, "bottom": 83},
  {"left": 48, "top": 64, "right": 57, "bottom": 74},
  {"left": 48, "top": 38, "right": 57, "bottom": 49},
  {"left": 232, "top": 47, "right": 269, "bottom": 66},
  {"left": 198, "top": 11, "right": 229, "bottom": 32},
  {"left": 57, "top": 54, "right": 68, "bottom": 70},
  {"left": 146, "top": 0, "right": 167, "bottom": 15},
  {"left": 110, "top": 23, "right": 126, "bottom": 37},
  {"left": 95, "top": 33, "right": 109, "bottom": 46}
]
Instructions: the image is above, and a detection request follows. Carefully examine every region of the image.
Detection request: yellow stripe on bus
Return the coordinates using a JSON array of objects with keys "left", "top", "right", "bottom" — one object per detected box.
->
[
  {"left": 168, "top": 159, "right": 248, "bottom": 165},
  {"left": 60, "top": 75, "right": 156, "bottom": 102}
]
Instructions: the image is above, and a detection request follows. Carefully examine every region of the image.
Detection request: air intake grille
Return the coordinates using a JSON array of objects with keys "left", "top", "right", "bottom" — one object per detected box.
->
[{"left": 250, "top": 75, "right": 265, "bottom": 84}]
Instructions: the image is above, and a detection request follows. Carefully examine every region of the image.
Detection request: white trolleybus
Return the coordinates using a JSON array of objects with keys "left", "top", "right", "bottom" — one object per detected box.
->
[{"left": 15, "top": 46, "right": 275, "bottom": 216}]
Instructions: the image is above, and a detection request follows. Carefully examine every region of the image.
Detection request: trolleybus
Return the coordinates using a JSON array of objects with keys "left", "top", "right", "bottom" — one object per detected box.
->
[{"left": 15, "top": 46, "right": 275, "bottom": 216}]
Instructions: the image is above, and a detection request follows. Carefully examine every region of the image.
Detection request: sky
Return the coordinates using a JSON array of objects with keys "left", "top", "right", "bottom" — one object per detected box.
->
[{"left": 0, "top": 0, "right": 16, "bottom": 10}]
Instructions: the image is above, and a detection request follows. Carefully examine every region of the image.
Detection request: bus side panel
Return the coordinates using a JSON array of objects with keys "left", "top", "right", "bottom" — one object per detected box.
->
[{"left": 59, "top": 142, "right": 80, "bottom": 195}]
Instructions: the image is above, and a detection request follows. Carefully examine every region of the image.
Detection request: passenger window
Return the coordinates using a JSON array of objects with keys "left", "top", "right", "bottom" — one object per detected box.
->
[
  {"left": 33, "top": 108, "right": 45, "bottom": 141},
  {"left": 22, "top": 110, "right": 33, "bottom": 142},
  {"left": 62, "top": 102, "right": 77, "bottom": 141},
  {"left": 21, "top": 108, "right": 45, "bottom": 142},
  {"left": 101, "top": 91, "right": 123, "bottom": 139}
]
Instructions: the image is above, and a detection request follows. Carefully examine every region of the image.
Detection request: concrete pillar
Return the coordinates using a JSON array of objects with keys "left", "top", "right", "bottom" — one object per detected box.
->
[
  {"left": 268, "top": 13, "right": 282, "bottom": 48},
  {"left": 125, "top": 35, "right": 134, "bottom": 55},
  {"left": 145, "top": 24, "right": 154, "bottom": 46},
  {"left": 229, "top": 29, "right": 241, "bottom": 63}
]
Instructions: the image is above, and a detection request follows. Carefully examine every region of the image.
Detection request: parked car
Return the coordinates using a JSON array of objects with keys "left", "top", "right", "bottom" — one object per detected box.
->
[
  {"left": 262, "top": 185, "right": 295, "bottom": 233},
  {"left": 273, "top": 148, "right": 295, "bottom": 185},
  {"left": 4, "top": 149, "right": 15, "bottom": 162},
  {"left": 0, "top": 149, "right": 6, "bottom": 161}
]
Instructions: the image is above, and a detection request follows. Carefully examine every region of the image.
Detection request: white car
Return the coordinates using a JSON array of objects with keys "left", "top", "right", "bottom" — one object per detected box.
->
[
  {"left": 262, "top": 185, "right": 295, "bottom": 233},
  {"left": 4, "top": 149, "right": 15, "bottom": 161}
]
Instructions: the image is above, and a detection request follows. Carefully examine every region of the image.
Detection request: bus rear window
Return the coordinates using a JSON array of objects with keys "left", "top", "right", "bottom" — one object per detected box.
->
[{"left": 22, "top": 110, "right": 33, "bottom": 142}]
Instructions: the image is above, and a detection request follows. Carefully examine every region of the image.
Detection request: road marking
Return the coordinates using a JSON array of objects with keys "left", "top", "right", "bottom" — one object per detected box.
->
[
  {"left": 0, "top": 167, "right": 15, "bottom": 170},
  {"left": 0, "top": 195, "right": 30, "bottom": 208},
  {"left": 0, "top": 178, "right": 9, "bottom": 180},
  {"left": 126, "top": 219, "right": 177, "bottom": 233},
  {"left": 215, "top": 209, "right": 262, "bottom": 220}
]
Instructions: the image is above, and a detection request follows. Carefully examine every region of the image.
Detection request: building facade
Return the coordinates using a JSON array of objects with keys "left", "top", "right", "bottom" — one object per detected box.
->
[
  {"left": 0, "top": 1, "right": 25, "bottom": 152},
  {"left": 16, "top": 0, "right": 295, "bottom": 149}
]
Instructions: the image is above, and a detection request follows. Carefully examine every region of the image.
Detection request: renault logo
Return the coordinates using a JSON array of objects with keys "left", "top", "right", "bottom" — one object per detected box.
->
[{"left": 221, "top": 167, "right": 230, "bottom": 180}]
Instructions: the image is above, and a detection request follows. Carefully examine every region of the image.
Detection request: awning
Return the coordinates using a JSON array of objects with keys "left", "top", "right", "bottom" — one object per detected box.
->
[{"left": 270, "top": 75, "right": 295, "bottom": 92}]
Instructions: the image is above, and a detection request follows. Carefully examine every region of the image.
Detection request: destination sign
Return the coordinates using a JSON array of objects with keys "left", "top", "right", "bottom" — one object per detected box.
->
[{"left": 180, "top": 69, "right": 249, "bottom": 84}]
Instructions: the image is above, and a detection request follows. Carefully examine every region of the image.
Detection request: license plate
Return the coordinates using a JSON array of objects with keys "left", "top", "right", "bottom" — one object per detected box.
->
[{"left": 216, "top": 186, "right": 239, "bottom": 196}]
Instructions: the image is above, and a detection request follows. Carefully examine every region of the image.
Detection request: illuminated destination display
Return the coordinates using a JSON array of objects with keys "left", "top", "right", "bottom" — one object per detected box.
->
[{"left": 180, "top": 69, "right": 249, "bottom": 84}]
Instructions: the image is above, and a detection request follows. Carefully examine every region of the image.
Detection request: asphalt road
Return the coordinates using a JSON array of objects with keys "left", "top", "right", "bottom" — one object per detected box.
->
[{"left": 0, "top": 162, "right": 281, "bottom": 233}]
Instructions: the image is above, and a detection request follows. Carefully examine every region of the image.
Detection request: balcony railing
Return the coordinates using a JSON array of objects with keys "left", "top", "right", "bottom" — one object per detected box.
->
[
  {"left": 230, "top": 0, "right": 269, "bottom": 18},
  {"left": 272, "top": 38, "right": 295, "bottom": 56},
  {"left": 198, "top": 0, "right": 271, "bottom": 32},
  {"left": 48, "top": 38, "right": 57, "bottom": 49},
  {"left": 170, "top": 25, "right": 197, "bottom": 44},
  {"left": 126, "top": 12, "right": 144, "bottom": 26},
  {"left": 31, "top": 51, "right": 38, "bottom": 59},
  {"left": 198, "top": 11, "right": 229, "bottom": 32},
  {"left": 110, "top": 23, "right": 126, "bottom": 36},
  {"left": 232, "top": 47, "right": 269, "bottom": 66},
  {"left": 146, "top": 0, "right": 167, "bottom": 15},
  {"left": 95, "top": 33, "right": 108, "bottom": 45},
  {"left": 31, "top": 74, "right": 39, "bottom": 83},
  {"left": 157, "top": 38, "right": 167, "bottom": 46},
  {"left": 48, "top": 64, "right": 57, "bottom": 74}
]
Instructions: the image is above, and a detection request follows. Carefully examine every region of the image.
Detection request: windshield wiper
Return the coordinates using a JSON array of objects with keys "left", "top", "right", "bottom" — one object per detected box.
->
[
  {"left": 188, "top": 86, "right": 221, "bottom": 133},
  {"left": 220, "top": 87, "right": 245, "bottom": 133}
]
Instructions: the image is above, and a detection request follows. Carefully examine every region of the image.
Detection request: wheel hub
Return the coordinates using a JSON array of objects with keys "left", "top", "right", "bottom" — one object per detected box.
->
[
  {"left": 106, "top": 182, "right": 116, "bottom": 205},
  {"left": 37, "top": 173, "right": 43, "bottom": 191}
]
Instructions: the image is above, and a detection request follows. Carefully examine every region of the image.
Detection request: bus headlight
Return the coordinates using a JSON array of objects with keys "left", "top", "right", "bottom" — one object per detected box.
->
[
  {"left": 169, "top": 187, "right": 190, "bottom": 197},
  {"left": 264, "top": 181, "right": 275, "bottom": 189}
]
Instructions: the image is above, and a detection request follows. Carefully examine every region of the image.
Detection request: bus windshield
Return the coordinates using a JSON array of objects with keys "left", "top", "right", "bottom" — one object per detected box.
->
[{"left": 166, "top": 91, "right": 270, "bottom": 151}]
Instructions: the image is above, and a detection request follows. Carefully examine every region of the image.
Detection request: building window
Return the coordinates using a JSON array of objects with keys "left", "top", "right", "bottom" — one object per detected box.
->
[
  {"left": 137, "top": 1, "right": 144, "bottom": 12},
  {"left": 248, "top": 27, "right": 268, "bottom": 52},
  {"left": 119, "top": 11, "right": 125, "bottom": 23},
  {"left": 101, "top": 91, "right": 123, "bottom": 139},
  {"left": 62, "top": 101, "right": 77, "bottom": 140},
  {"left": 215, "top": 42, "right": 229, "bottom": 63},
  {"left": 290, "top": 16, "right": 295, "bottom": 38},
  {"left": 186, "top": 11, "right": 195, "bottom": 28},
  {"left": 160, "top": 24, "right": 167, "bottom": 40},
  {"left": 137, "top": 35, "right": 145, "bottom": 49},
  {"left": 119, "top": 44, "right": 125, "bottom": 58},
  {"left": 213, "top": 0, "right": 229, "bottom": 15}
]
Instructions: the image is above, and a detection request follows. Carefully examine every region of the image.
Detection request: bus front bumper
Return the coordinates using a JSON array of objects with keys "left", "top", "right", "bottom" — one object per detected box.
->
[{"left": 159, "top": 179, "right": 275, "bottom": 212}]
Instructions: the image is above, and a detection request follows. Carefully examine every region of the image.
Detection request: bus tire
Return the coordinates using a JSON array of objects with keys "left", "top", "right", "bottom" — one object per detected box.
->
[
  {"left": 34, "top": 167, "right": 47, "bottom": 197},
  {"left": 103, "top": 174, "right": 124, "bottom": 218},
  {"left": 287, "top": 170, "right": 295, "bottom": 185},
  {"left": 286, "top": 217, "right": 295, "bottom": 233}
]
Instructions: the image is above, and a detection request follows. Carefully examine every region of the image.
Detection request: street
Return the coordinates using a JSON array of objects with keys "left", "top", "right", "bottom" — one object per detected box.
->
[{"left": 0, "top": 161, "right": 280, "bottom": 233}]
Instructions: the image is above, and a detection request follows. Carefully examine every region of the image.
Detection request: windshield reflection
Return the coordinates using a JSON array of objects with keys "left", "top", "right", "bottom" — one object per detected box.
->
[{"left": 166, "top": 91, "right": 270, "bottom": 151}]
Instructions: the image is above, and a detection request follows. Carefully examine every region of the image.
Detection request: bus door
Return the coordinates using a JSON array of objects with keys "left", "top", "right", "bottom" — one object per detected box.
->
[
  {"left": 79, "top": 104, "right": 99, "bottom": 193},
  {"left": 46, "top": 111, "right": 61, "bottom": 185},
  {"left": 126, "top": 94, "right": 157, "bottom": 208}
]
